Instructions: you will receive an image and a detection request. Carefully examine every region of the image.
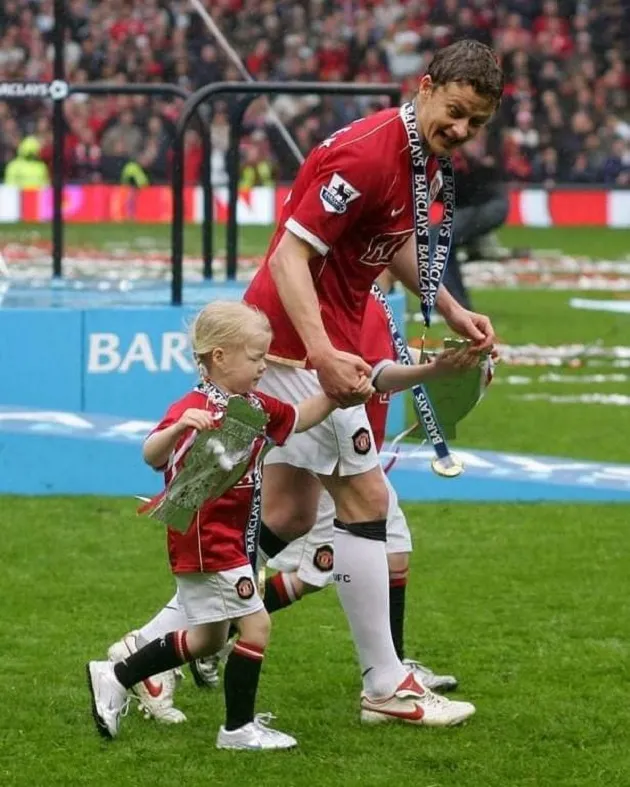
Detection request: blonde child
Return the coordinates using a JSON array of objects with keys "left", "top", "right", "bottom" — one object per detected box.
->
[{"left": 86, "top": 301, "right": 372, "bottom": 751}]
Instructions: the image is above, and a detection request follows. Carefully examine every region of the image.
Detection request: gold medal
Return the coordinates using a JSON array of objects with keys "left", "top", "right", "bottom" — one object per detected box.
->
[{"left": 431, "top": 454, "right": 464, "bottom": 478}]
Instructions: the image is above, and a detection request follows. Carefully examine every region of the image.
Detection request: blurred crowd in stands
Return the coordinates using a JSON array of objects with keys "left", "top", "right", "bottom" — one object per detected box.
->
[{"left": 1, "top": 0, "right": 629, "bottom": 188}]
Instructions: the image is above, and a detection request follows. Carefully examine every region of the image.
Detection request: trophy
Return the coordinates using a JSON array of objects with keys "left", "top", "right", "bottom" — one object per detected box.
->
[
  {"left": 423, "top": 339, "right": 494, "bottom": 441},
  {"left": 404, "top": 339, "right": 494, "bottom": 476},
  {"left": 140, "top": 396, "right": 269, "bottom": 533}
]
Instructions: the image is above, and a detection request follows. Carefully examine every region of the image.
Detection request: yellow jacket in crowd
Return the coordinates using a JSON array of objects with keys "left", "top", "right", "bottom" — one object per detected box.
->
[{"left": 4, "top": 136, "right": 50, "bottom": 188}]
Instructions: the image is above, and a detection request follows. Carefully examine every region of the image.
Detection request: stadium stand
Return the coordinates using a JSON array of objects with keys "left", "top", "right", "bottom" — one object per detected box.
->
[{"left": 1, "top": 0, "right": 629, "bottom": 186}]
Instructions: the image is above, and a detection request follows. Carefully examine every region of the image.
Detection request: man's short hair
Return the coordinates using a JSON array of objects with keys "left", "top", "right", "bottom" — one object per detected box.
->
[{"left": 427, "top": 40, "right": 504, "bottom": 104}]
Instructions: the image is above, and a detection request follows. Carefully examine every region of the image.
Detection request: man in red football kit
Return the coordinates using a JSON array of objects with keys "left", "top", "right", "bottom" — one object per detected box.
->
[{"left": 245, "top": 40, "right": 504, "bottom": 723}]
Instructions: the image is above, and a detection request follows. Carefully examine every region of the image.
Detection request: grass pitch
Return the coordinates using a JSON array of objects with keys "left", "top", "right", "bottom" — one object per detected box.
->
[{"left": 1, "top": 497, "right": 629, "bottom": 787}]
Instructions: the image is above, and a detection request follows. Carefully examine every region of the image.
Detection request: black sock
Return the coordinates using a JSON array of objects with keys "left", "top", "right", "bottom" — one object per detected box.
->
[
  {"left": 389, "top": 580, "right": 407, "bottom": 661},
  {"left": 113, "top": 631, "right": 190, "bottom": 689},
  {"left": 223, "top": 640, "right": 264, "bottom": 731},
  {"left": 258, "top": 521, "right": 288, "bottom": 561},
  {"left": 264, "top": 573, "right": 296, "bottom": 613}
]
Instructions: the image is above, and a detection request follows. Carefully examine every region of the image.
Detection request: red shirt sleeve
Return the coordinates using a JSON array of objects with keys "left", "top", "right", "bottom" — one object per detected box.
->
[
  {"left": 150, "top": 400, "right": 187, "bottom": 435},
  {"left": 285, "top": 137, "right": 385, "bottom": 255},
  {"left": 256, "top": 392, "right": 299, "bottom": 447}
]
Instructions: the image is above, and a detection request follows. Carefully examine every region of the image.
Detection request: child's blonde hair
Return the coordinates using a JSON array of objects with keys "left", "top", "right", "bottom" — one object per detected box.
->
[{"left": 190, "top": 300, "right": 271, "bottom": 374}]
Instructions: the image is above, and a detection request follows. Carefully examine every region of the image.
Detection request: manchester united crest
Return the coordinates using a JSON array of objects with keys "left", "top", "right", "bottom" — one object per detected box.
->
[
  {"left": 235, "top": 576, "right": 255, "bottom": 600},
  {"left": 352, "top": 427, "right": 371, "bottom": 455},
  {"left": 313, "top": 545, "right": 334, "bottom": 572}
]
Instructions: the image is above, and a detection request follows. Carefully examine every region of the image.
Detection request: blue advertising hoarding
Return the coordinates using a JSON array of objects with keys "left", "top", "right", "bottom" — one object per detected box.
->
[{"left": 0, "top": 286, "right": 406, "bottom": 432}]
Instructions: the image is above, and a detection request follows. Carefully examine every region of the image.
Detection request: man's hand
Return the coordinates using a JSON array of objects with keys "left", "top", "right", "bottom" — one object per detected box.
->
[
  {"left": 312, "top": 349, "right": 372, "bottom": 405},
  {"left": 442, "top": 304, "right": 496, "bottom": 352}
]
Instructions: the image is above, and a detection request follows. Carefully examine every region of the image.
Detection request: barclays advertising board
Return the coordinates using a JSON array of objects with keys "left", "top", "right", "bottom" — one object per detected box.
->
[{"left": 0, "top": 286, "right": 406, "bottom": 435}]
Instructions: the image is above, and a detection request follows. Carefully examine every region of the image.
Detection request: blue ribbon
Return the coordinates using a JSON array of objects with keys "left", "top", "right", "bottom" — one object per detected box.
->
[
  {"left": 375, "top": 103, "right": 458, "bottom": 466},
  {"left": 245, "top": 460, "right": 262, "bottom": 569},
  {"left": 370, "top": 285, "right": 453, "bottom": 463},
  {"left": 400, "top": 101, "right": 456, "bottom": 327}
]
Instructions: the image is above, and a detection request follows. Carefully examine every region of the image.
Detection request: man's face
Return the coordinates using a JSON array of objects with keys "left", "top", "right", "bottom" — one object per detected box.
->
[{"left": 418, "top": 77, "right": 496, "bottom": 156}]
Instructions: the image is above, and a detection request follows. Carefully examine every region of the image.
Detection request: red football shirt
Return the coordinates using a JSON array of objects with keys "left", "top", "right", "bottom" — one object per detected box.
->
[
  {"left": 149, "top": 388, "right": 297, "bottom": 573},
  {"left": 244, "top": 106, "right": 440, "bottom": 366}
]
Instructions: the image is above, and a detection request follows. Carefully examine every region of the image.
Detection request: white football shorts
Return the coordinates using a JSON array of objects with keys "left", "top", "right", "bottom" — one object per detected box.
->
[
  {"left": 175, "top": 564, "right": 264, "bottom": 625},
  {"left": 257, "top": 362, "right": 380, "bottom": 477}
]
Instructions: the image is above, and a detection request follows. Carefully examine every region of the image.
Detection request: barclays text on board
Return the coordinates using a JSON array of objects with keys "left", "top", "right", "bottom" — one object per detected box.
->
[{"left": 87, "top": 332, "right": 194, "bottom": 374}]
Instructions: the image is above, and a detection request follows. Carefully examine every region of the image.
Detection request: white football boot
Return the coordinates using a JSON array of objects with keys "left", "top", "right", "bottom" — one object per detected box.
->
[
  {"left": 360, "top": 672, "right": 475, "bottom": 727},
  {"left": 216, "top": 713, "right": 297, "bottom": 751},
  {"left": 108, "top": 631, "right": 187, "bottom": 724},
  {"left": 190, "top": 637, "right": 235, "bottom": 689},
  {"left": 86, "top": 660, "right": 129, "bottom": 739},
  {"left": 189, "top": 655, "right": 220, "bottom": 689},
  {"left": 403, "top": 658, "right": 458, "bottom": 692}
]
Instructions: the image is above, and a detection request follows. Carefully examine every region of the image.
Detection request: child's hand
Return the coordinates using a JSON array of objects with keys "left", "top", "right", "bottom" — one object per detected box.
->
[
  {"left": 431, "top": 347, "right": 481, "bottom": 378},
  {"left": 348, "top": 374, "right": 375, "bottom": 404},
  {"left": 178, "top": 408, "right": 219, "bottom": 432}
]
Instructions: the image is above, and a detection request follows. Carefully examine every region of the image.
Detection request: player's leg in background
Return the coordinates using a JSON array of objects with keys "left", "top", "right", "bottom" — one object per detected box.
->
[
  {"left": 259, "top": 464, "right": 322, "bottom": 551},
  {"left": 265, "top": 487, "right": 335, "bottom": 611},
  {"left": 387, "top": 549, "right": 410, "bottom": 662},
  {"left": 384, "top": 473, "right": 412, "bottom": 664}
]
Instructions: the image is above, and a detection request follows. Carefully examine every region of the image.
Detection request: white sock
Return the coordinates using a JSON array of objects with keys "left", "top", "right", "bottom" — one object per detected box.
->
[
  {"left": 333, "top": 525, "right": 407, "bottom": 698},
  {"left": 137, "top": 593, "right": 188, "bottom": 646}
]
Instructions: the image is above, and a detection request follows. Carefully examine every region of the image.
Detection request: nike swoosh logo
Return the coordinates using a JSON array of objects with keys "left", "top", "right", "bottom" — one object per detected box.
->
[
  {"left": 143, "top": 678, "right": 163, "bottom": 698},
  {"left": 122, "top": 637, "right": 163, "bottom": 698},
  {"left": 373, "top": 702, "right": 424, "bottom": 721},
  {"left": 391, "top": 206, "right": 404, "bottom": 217}
]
